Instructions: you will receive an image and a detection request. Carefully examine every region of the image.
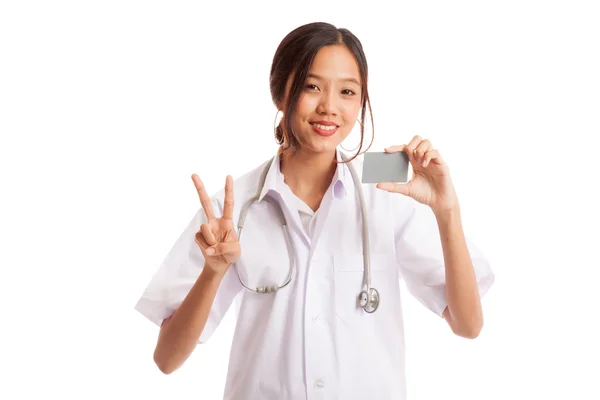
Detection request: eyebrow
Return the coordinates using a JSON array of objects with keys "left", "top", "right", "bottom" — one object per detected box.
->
[{"left": 307, "top": 73, "right": 361, "bottom": 86}]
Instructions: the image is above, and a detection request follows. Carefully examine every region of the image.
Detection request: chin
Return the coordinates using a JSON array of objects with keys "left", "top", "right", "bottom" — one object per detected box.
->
[
  {"left": 306, "top": 143, "right": 341, "bottom": 157},
  {"left": 294, "top": 124, "right": 346, "bottom": 154}
]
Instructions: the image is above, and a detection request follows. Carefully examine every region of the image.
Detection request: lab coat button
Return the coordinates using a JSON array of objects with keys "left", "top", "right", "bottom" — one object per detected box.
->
[
  {"left": 313, "top": 379, "right": 325, "bottom": 389},
  {"left": 312, "top": 315, "right": 322, "bottom": 323}
]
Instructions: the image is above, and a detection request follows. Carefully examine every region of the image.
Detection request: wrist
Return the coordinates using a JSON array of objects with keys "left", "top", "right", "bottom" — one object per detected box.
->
[
  {"left": 433, "top": 205, "right": 461, "bottom": 224},
  {"left": 201, "top": 264, "right": 228, "bottom": 283}
]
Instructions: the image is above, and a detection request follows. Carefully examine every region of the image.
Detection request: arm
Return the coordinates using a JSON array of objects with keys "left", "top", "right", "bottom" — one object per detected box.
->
[
  {"left": 379, "top": 137, "right": 494, "bottom": 338},
  {"left": 153, "top": 265, "right": 227, "bottom": 374},
  {"left": 136, "top": 174, "right": 241, "bottom": 374},
  {"left": 435, "top": 206, "right": 483, "bottom": 339}
]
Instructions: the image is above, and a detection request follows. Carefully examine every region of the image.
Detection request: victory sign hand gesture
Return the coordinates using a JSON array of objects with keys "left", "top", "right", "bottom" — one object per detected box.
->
[{"left": 191, "top": 174, "right": 241, "bottom": 275}]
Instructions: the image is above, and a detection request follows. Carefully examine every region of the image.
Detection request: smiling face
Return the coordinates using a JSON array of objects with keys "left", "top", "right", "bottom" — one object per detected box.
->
[{"left": 282, "top": 44, "right": 363, "bottom": 155}]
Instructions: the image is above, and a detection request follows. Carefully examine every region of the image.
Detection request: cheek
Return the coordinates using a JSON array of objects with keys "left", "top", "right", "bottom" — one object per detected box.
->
[
  {"left": 292, "top": 96, "right": 316, "bottom": 128},
  {"left": 342, "top": 100, "right": 362, "bottom": 123},
  {"left": 296, "top": 94, "right": 318, "bottom": 115}
]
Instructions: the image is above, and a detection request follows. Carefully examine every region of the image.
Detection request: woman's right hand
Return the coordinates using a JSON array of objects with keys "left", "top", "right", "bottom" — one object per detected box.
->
[{"left": 191, "top": 174, "right": 241, "bottom": 276}]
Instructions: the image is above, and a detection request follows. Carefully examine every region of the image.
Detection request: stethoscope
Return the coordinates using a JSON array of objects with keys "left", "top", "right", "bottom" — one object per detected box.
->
[{"left": 235, "top": 151, "right": 380, "bottom": 313}]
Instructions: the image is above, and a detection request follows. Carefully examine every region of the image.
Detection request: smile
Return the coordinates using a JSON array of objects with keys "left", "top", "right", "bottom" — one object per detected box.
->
[
  {"left": 310, "top": 122, "right": 339, "bottom": 137},
  {"left": 310, "top": 123, "right": 337, "bottom": 131}
]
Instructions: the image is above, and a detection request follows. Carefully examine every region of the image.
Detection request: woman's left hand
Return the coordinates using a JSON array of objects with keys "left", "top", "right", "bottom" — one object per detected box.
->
[{"left": 376, "top": 135, "right": 459, "bottom": 213}]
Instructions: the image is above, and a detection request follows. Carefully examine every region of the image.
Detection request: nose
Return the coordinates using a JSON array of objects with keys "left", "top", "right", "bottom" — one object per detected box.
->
[{"left": 316, "top": 90, "right": 337, "bottom": 115}]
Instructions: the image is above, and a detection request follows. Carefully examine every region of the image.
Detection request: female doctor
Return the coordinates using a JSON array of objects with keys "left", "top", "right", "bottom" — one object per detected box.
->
[{"left": 135, "top": 22, "right": 495, "bottom": 400}]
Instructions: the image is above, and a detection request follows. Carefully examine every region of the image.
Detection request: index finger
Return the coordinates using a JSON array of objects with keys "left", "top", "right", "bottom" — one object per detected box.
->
[
  {"left": 191, "top": 174, "right": 215, "bottom": 220},
  {"left": 384, "top": 144, "right": 406, "bottom": 153},
  {"left": 222, "top": 175, "right": 234, "bottom": 220}
]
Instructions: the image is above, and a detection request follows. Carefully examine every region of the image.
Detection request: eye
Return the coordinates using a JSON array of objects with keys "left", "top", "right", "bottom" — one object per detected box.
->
[
  {"left": 305, "top": 84, "right": 319, "bottom": 90},
  {"left": 342, "top": 89, "right": 356, "bottom": 96}
]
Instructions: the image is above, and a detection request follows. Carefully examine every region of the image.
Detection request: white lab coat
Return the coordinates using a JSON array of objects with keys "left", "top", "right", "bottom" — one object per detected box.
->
[{"left": 135, "top": 149, "right": 495, "bottom": 400}]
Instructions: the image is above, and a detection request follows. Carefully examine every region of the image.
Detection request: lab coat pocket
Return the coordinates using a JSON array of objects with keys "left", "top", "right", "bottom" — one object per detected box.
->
[{"left": 333, "top": 252, "right": 400, "bottom": 327}]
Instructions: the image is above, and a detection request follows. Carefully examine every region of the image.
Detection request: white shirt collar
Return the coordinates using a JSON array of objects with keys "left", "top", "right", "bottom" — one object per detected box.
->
[{"left": 257, "top": 148, "right": 349, "bottom": 203}]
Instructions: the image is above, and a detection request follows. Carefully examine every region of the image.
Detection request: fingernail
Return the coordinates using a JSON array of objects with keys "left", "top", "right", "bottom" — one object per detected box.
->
[{"left": 206, "top": 247, "right": 215, "bottom": 255}]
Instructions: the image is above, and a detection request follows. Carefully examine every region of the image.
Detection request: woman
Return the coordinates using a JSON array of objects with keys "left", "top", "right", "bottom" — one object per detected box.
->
[{"left": 135, "top": 22, "right": 495, "bottom": 399}]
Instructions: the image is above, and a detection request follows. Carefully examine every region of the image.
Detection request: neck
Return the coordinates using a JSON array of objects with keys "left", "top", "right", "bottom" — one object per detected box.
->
[{"left": 279, "top": 147, "right": 337, "bottom": 199}]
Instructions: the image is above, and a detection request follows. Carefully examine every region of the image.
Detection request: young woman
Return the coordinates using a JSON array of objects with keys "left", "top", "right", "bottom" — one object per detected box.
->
[{"left": 135, "top": 21, "right": 495, "bottom": 400}]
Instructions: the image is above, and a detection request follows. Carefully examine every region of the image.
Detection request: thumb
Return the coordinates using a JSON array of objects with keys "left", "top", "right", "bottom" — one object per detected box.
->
[
  {"left": 207, "top": 242, "right": 240, "bottom": 257},
  {"left": 377, "top": 182, "right": 410, "bottom": 196}
]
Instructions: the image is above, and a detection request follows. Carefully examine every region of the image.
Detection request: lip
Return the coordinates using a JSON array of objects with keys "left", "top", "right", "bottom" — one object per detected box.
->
[
  {"left": 310, "top": 122, "right": 339, "bottom": 137},
  {"left": 310, "top": 120, "right": 339, "bottom": 127}
]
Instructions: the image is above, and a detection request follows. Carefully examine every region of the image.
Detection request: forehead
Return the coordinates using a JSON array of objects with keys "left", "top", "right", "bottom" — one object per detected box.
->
[{"left": 309, "top": 45, "right": 361, "bottom": 83}]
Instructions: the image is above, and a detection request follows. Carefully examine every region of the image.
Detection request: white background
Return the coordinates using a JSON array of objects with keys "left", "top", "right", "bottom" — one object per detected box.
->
[{"left": 1, "top": 0, "right": 599, "bottom": 399}]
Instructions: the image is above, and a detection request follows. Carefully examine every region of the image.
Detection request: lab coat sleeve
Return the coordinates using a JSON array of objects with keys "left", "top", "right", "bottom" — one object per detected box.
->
[
  {"left": 134, "top": 197, "right": 243, "bottom": 343},
  {"left": 394, "top": 199, "right": 495, "bottom": 318}
]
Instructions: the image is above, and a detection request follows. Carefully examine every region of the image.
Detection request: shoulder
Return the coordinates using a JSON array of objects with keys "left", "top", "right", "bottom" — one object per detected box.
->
[{"left": 208, "top": 157, "right": 273, "bottom": 215}]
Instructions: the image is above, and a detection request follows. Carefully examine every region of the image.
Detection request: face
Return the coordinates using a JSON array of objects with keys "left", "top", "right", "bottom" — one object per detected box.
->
[{"left": 283, "top": 45, "right": 363, "bottom": 154}]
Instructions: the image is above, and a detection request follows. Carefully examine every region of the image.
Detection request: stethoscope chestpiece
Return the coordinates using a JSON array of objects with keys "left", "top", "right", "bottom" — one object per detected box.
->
[{"left": 359, "top": 287, "right": 380, "bottom": 313}]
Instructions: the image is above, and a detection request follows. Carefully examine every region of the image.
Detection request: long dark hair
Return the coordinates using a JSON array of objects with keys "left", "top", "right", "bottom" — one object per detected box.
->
[{"left": 269, "top": 22, "right": 374, "bottom": 163}]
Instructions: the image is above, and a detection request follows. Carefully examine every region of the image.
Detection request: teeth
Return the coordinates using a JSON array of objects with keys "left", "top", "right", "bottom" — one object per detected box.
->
[{"left": 313, "top": 123, "right": 336, "bottom": 131}]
